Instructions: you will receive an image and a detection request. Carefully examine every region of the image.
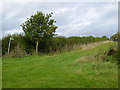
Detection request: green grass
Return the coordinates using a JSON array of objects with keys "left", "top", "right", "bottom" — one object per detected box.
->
[{"left": 2, "top": 41, "right": 118, "bottom": 88}]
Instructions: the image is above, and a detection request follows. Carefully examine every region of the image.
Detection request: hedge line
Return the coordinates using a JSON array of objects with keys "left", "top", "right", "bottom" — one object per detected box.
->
[{"left": 2, "top": 34, "right": 109, "bottom": 56}]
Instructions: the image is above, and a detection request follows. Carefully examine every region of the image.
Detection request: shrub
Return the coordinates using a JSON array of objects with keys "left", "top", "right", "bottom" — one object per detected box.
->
[
  {"left": 51, "top": 36, "right": 68, "bottom": 51},
  {"left": 2, "top": 34, "right": 109, "bottom": 56},
  {"left": 110, "top": 32, "right": 120, "bottom": 41},
  {"left": 4, "top": 44, "right": 27, "bottom": 58}
]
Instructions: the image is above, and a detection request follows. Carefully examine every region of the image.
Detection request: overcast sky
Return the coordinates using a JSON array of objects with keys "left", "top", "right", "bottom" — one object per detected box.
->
[{"left": 1, "top": 2, "right": 118, "bottom": 38}]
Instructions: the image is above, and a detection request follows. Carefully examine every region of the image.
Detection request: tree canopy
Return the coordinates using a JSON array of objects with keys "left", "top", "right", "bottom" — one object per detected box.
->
[
  {"left": 110, "top": 32, "right": 120, "bottom": 41},
  {"left": 21, "top": 11, "right": 58, "bottom": 54}
]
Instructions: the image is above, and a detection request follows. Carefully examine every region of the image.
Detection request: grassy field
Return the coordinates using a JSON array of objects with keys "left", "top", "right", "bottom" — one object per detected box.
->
[{"left": 2, "top": 41, "right": 118, "bottom": 88}]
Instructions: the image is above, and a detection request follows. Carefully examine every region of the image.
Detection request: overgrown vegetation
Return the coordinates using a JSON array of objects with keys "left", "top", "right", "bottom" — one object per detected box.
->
[
  {"left": 4, "top": 44, "right": 27, "bottom": 58},
  {"left": 21, "top": 11, "right": 58, "bottom": 54},
  {"left": 2, "top": 34, "right": 109, "bottom": 57},
  {"left": 110, "top": 32, "right": 120, "bottom": 42},
  {"left": 2, "top": 11, "right": 111, "bottom": 57}
]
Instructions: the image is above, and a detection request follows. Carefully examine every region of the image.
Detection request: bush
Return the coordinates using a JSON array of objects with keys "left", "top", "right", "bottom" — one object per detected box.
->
[
  {"left": 2, "top": 34, "right": 25, "bottom": 56},
  {"left": 2, "top": 34, "right": 109, "bottom": 56},
  {"left": 50, "top": 36, "right": 72, "bottom": 52},
  {"left": 110, "top": 32, "right": 120, "bottom": 41},
  {"left": 4, "top": 44, "right": 27, "bottom": 58}
]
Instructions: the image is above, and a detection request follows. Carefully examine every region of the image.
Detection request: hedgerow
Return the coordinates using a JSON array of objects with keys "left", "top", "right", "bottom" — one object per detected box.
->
[{"left": 2, "top": 34, "right": 109, "bottom": 56}]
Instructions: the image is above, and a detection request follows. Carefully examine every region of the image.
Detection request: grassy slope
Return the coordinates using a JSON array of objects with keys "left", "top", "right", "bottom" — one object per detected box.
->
[{"left": 2, "top": 41, "right": 118, "bottom": 88}]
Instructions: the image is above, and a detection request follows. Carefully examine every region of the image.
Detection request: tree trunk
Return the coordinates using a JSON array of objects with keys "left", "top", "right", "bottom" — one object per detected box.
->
[{"left": 36, "top": 40, "right": 39, "bottom": 54}]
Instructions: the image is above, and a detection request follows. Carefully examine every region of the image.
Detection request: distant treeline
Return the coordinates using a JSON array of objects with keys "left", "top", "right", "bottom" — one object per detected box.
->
[{"left": 1, "top": 34, "right": 109, "bottom": 57}]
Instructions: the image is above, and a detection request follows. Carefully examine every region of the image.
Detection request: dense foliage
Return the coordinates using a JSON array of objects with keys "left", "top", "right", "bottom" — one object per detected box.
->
[
  {"left": 21, "top": 11, "right": 58, "bottom": 54},
  {"left": 1, "top": 11, "right": 110, "bottom": 57},
  {"left": 110, "top": 32, "right": 120, "bottom": 41},
  {"left": 2, "top": 33, "right": 109, "bottom": 57}
]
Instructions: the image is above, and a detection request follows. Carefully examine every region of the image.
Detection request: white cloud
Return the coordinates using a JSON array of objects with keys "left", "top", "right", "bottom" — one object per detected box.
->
[
  {"left": 1, "top": 0, "right": 119, "bottom": 2},
  {"left": 1, "top": 2, "right": 118, "bottom": 38},
  {"left": 5, "top": 29, "right": 24, "bottom": 35},
  {"left": 55, "top": 8, "right": 69, "bottom": 14}
]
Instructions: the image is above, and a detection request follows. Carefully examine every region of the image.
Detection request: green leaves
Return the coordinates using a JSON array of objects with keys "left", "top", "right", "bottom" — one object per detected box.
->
[
  {"left": 21, "top": 11, "right": 57, "bottom": 41},
  {"left": 20, "top": 11, "right": 58, "bottom": 54},
  {"left": 110, "top": 32, "right": 120, "bottom": 41}
]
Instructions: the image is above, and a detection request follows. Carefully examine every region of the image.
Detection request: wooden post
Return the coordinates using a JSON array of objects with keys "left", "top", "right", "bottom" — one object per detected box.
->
[
  {"left": 36, "top": 40, "right": 39, "bottom": 54},
  {"left": 8, "top": 39, "right": 11, "bottom": 55}
]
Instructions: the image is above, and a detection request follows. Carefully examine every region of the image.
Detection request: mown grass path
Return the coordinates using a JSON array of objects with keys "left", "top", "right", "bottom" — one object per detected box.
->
[{"left": 2, "top": 41, "right": 118, "bottom": 88}]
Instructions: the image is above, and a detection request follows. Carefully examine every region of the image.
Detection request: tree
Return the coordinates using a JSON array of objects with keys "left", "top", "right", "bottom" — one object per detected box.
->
[
  {"left": 110, "top": 32, "right": 120, "bottom": 41},
  {"left": 21, "top": 11, "right": 58, "bottom": 54},
  {"left": 102, "top": 36, "right": 107, "bottom": 38}
]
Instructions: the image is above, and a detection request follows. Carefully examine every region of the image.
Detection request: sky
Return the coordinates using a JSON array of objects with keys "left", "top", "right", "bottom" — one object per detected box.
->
[{"left": 0, "top": 1, "right": 118, "bottom": 38}]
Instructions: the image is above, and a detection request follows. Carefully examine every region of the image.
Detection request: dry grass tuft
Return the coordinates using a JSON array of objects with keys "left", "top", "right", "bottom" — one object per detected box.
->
[
  {"left": 75, "top": 56, "right": 95, "bottom": 62},
  {"left": 81, "top": 41, "right": 112, "bottom": 50}
]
